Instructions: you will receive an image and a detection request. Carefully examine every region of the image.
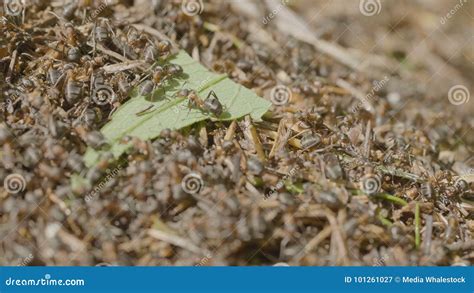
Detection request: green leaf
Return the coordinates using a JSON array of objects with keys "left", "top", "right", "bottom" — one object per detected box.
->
[{"left": 84, "top": 50, "right": 271, "bottom": 167}]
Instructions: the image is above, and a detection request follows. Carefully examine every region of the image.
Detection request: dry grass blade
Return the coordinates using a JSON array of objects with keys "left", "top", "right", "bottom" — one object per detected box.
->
[{"left": 147, "top": 229, "right": 207, "bottom": 256}]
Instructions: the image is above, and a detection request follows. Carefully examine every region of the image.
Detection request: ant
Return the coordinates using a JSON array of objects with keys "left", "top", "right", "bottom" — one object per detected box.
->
[
  {"left": 138, "top": 63, "right": 183, "bottom": 97},
  {"left": 175, "top": 88, "right": 223, "bottom": 117}
]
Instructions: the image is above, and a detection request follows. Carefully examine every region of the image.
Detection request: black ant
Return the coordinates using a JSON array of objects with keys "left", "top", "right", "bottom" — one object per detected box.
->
[{"left": 175, "top": 88, "right": 223, "bottom": 117}]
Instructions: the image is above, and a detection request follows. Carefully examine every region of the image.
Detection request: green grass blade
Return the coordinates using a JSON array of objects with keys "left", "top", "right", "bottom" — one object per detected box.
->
[{"left": 415, "top": 202, "right": 421, "bottom": 249}]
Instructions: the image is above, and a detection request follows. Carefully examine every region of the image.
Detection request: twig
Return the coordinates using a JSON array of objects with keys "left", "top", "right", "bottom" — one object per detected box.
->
[
  {"left": 245, "top": 116, "right": 266, "bottom": 162},
  {"left": 269, "top": 118, "right": 291, "bottom": 158},
  {"left": 445, "top": 240, "right": 474, "bottom": 251},
  {"left": 147, "top": 229, "right": 207, "bottom": 255},
  {"left": 131, "top": 24, "right": 174, "bottom": 46},
  {"left": 295, "top": 226, "right": 332, "bottom": 261},
  {"left": 364, "top": 120, "right": 371, "bottom": 159},
  {"left": 224, "top": 120, "right": 237, "bottom": 141},
  {"left": 88, "top": 42, "right": 129, "bottom": 63},
  {"left": 375, "top": 165, "right": 422, "bottom": 183},
  {"left": 6, "top": 49, "right": 17, "bottom": 83},
  {"left": 325, "top": 210, "right": 348, "bottom": 265},
  {"left": 294, "top": 208, "right": 348, "bottom": 264},
  {"left": 423, "top": 215, "right": 433, "bottom": 255},
  {"left": 203, "top": 22, "right": 244, "bottom": 49},
  {"left": 263, "top": 129, "right": 301, "bottom": 149},
  {"left": 102, "top": 60, "right": 147, "bottom": 73}
]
